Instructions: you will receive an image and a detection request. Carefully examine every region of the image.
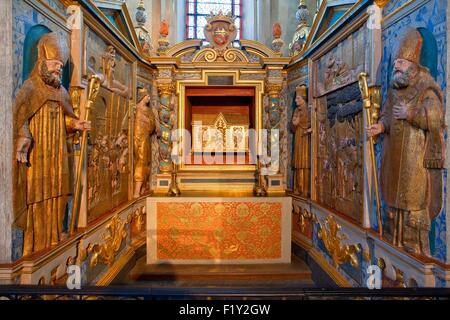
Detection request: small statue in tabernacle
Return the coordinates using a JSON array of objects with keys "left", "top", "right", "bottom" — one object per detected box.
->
[
  {"left": 13, "top": 32, "right": 91, "bottom": 255},
  {"left": 367, "top": 28, "right": 445, "bottom": 256},
  {"left": 100, "top": 45, "right": 129, "bottom": 98},
  {"left": 291, "top": 85, "right": 311, "bottom": 198},
  {"left": 133, "top": 87, "right": 156, "bottom": 198}
]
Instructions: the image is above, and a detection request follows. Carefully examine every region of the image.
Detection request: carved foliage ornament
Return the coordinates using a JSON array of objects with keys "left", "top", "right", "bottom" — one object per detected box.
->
[
  {"left": 88, "top": 214, "right": 128, "bottom": 268},
  {"left": 192, "top": 48, "right": 249, "bottom": 63},
  {"left": 318, "top": 215, "right": 360, "bottom": 268},
  {"left": 66, "top": 206, "right": 147, "bottom": 274},
  {"left": 265, "top": 82, "right": 283, "bottom": 97}
]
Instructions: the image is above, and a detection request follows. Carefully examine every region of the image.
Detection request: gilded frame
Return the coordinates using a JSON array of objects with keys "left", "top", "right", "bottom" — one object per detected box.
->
[
  {"left": 310, "top": 13, "right": 370, "bottom": 225},
  {"left": 176, "top": 69, "right": 265, "bottom": 172}
]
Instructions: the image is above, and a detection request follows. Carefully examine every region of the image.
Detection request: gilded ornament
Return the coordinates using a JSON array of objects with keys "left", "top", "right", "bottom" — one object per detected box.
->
[
  {"left": 69, "top": 88, "right": 82, "bottom": 145},
  {"left": 167, "top": 164, "right": 181, "bottom": 196},
  {"left": 362, "top": 249, "right": 371, "bottom": 262},
  {"left": 71, "top": 75, "right": 101, "bottom": 235},
  {"left": 393, "top": 266, "right": 406, "bottom": 288},
  {"left": 223, "top": 48, "right": 248, "bottom": 63},
  {"left": 377, "top": 257, "right": 386, "bottom": 271},
  {"left": 204, "top": 11, "right": 237, "bottom": 56},
  {"left": 374, "top": 0, "right": 390, "bottom": 8},
  {"left": 88, "top": 214, "right": 128, "bottom": 268},
  {"left": 88, "top": 46, "right": 129, "bottom": 98},
  {"left": 265, "top": 82, "right": 283, "bottom": 97},
  {"left": 359, "top": 73, "right": 382, "bottom": 237},
  {"left": 157, "top": 83, "right": 175, "bottom": 96},
  {"left": 318, "top": 215, "right": 360, "bottom": 268},
  {"left": 156, "top": 83, "right": 175, "bottom": 173},
  {"left": 203, "top": 48, "right": 218, "bottom": 62}
]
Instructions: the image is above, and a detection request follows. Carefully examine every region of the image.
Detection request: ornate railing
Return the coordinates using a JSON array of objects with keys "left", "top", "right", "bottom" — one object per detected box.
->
[{"left": 0, "top": 286, "right": 449, "bottom": 300}]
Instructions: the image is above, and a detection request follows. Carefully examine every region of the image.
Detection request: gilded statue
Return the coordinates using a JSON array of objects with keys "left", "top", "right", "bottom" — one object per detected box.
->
[
  {"left": 13, "top": 32, "right": 91, "bottom": 255},
  {"left": 101, "top": 46, "right": 129, "bottom": 98},
  {"left": 87, "top": 45, "right": 129, "bottom": 98},
  {"left": 133, "top": 87, "right": 156, "bottom": 198},
  {"left": 367, "top": 29, "right": 445, "bottom": 256},
  {"left": 291, "top": 85, "right": 311, "bottom": 198}
]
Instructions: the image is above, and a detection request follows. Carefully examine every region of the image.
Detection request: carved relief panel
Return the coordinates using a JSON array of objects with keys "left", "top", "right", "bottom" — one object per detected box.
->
[
  {"left": 314, "top": 27, "right": 367, "bottom": 97},
  {"left": 312, "top": 25, "right": 368, "bottom": 224},
  {"left": 84, "top": 29, "right": 132, "bottom": 221},
  {"left": 314, "top": 85, "right": 364, "bottom": 223}
]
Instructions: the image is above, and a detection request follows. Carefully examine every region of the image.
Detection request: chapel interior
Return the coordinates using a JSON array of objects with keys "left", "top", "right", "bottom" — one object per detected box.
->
[{"left": 0, "top": 0, "right": 449, "bottom": 299}]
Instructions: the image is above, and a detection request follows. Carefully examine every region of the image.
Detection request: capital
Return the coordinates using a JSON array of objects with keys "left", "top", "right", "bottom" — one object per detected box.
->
[
  {"left": 157, "top": 83, "right": 175, "bottom": 96},
  {"left": 265, "top": 82, "right": 283, "bottom": 97}
]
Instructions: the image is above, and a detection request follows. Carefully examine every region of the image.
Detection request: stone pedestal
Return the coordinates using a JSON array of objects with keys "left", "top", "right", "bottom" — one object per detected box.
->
[{"left": 154, "top": 173, "right": 172, "bottom": 193}]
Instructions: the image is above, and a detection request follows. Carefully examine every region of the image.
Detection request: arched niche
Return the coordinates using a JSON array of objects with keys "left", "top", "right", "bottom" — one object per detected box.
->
[
  {"left": 417, "top": 27, "right": 438, "bottom": 80},
  {"left": 22, "top": 25, "right": 71, "bottom": 88},
  {"left": 387, "top": 27, "right": 438, "bottom": 85}
]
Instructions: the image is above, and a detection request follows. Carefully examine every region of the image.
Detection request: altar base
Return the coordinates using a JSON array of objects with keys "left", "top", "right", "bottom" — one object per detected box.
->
[{"left": 146, "top": 196, "right": 292, "bottom": 264}]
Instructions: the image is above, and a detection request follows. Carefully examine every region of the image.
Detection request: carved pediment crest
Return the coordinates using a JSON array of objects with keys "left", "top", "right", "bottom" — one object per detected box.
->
[{"left": 204, "top": 11, "right": 237, "bottom": 56}]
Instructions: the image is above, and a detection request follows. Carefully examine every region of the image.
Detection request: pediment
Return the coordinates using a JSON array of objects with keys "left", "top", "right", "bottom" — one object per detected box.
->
[
  {"left": 93, "top": 0, "right": 139, "bottom": 48},
  {"left": 304, "top": 0, "right": 356, "bottom": 50}
]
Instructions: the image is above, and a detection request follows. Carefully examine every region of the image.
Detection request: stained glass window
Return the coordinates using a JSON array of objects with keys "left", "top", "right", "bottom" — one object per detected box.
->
[{"left": 186, "top": 0, "right": 242, "bottom": 41}]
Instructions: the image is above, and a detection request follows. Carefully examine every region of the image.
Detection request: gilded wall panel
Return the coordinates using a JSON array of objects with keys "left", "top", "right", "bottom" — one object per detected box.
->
[
  {"left": 84, "top": 28, "right": 132, "bottom": 221},
  {"left": 314, "top": 26, "right": 367, "bottom": 98},
  {"left": 311, "top": 24, "right": 368, "bottom": 224},
  {"left": 314, "top": 83, "right": 363, "bottom": 223}
]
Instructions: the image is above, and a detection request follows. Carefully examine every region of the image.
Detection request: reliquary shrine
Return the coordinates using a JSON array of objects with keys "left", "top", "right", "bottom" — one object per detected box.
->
[{"left": 1, "top": 0, "right": 450, "bottom": 298}]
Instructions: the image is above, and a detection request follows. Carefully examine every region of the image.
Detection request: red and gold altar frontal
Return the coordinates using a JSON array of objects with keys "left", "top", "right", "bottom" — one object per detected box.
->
[{"left": 147, "top": 197, "right": 292, "bottom": 264}]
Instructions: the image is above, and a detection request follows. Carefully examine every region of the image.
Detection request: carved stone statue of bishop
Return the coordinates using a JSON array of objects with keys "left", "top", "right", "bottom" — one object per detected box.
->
[
  {"left": 13, "top": 32, "right": 91, "bottom": 256},
  {"left": 367, "top": 28, "right": 445, "bottom": 256}
]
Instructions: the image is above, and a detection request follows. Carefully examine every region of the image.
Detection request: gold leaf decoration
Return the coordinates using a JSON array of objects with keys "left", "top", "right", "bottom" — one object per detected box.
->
[
  {"left": 87, "top": 214, "right": 128, "bottom": 268},
  {"left": 318, "top": 215, "right": 360, "bottom": 268},
  {"left": 374, "top": 0, "right": 390, "bottom": 8}
]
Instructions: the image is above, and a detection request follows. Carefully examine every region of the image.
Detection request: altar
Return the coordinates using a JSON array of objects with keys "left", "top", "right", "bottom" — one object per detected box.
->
[{"left": 146, "top": 196, "right": 292, "bottom": 264}]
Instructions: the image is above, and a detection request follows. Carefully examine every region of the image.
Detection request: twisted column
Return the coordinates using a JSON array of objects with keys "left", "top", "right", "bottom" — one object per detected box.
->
[
  {"left": 157, "top": 83, "right": 175, "bottom": 173},
  {"left": 265, "top": 82, "right": 283, "bottom": 175}
]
